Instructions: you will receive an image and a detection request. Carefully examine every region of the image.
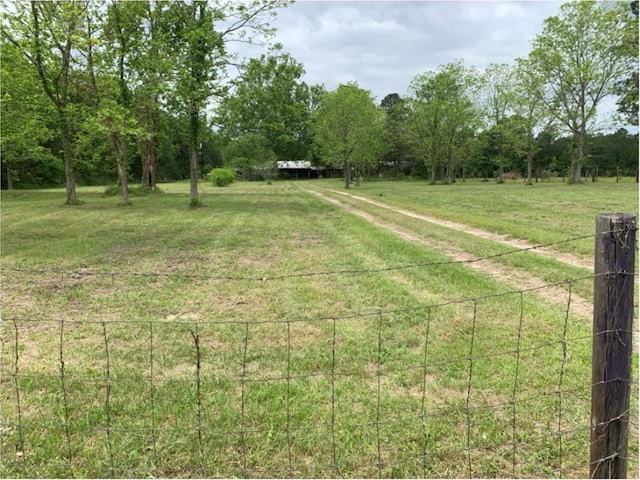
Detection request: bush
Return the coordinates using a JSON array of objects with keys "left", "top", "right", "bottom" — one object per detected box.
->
[
  {"left": 103, "top": 184, "right": 122, "bottom": 197},
  {"left": 210, "top": 168, "right": 236, "bottom": 187}
]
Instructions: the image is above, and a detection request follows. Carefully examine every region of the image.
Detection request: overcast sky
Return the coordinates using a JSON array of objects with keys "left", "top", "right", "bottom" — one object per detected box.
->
[
  {"left": 251, "top": 0, "right": 564, "bottom": 102},
  {"left": 223, "top": 0, "right": 631, "bottom": 130}
]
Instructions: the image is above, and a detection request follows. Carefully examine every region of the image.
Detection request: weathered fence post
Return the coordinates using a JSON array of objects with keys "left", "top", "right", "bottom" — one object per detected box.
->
[{"left": 590, "top": 213, "right": 636, "bottom": 478}]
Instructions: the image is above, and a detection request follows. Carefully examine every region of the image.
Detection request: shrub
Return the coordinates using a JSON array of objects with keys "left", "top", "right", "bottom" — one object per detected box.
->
[
  {"left": 103, "top": 185, "right": 122, "bottom": 197},
  {"left": 210, "top": 168, "right": 236, "bottom": 187}
]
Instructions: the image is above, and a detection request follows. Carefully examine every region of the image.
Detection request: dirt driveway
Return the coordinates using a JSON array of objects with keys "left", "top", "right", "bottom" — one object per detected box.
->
[{"left": 300, "top": 184, "right": 594, "bottom": 318}]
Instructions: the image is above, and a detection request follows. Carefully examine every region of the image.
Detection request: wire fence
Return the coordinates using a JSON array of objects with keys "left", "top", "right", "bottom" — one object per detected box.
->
[{"left": 0, "top": 228, "right": 637, "bottom": 478}]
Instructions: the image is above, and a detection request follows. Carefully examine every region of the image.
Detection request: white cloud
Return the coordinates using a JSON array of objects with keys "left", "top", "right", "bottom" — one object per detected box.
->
[{"left": 228, "top": 1, "right": 564, "bottom": 101}]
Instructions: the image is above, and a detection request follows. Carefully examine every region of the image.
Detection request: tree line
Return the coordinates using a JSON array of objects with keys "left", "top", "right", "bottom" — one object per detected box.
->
[{"left": 2, "top": 1, "right": 638, "bottom": 204}]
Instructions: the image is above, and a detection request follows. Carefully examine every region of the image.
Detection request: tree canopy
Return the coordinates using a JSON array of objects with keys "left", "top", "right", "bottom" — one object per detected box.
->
[
  {"left": 312, "top": 82, "right": 385, "bottom": 188},
  {"left": 527, "top": 1, "right": 634, "bottom": 183},
  {"left": 1, "top": 0, "right": 637, "bottom": 196}
]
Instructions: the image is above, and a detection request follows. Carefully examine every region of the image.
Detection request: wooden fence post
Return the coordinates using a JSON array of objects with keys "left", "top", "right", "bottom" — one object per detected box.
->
[{"left": 590, "top": 213, "right": 636, "bottom": 478}]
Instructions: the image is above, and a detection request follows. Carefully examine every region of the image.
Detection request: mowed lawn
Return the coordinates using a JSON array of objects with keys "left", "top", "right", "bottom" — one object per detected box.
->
[{"left": 1, "top": 178, "right": 637, "bottom": 478}]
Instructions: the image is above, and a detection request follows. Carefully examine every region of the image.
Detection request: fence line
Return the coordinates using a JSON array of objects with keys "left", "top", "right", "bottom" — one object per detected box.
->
[
  {"left": 1, "top": 273, "right": 606, "bottom": 329},
  {"left": 0, "top": 229, "right": 610, "bottom": 284},
  {"left": 1, "top": 236, "right": 637, "bottom": 477}
]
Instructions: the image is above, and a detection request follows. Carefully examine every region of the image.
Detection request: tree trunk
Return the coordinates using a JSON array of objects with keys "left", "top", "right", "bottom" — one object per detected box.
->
[
  {"left": 60, "top": 117, "right": 78, "bottom": 205},
  {"left": 572, "top": 121, "right": 586, "bottom": 184},
  {"left": 111, "top": 132, "right": 130, "bottom": 205},
  {"left": 190, "top": 146, "right": 199, "bottom": 200},
  {"left": 189, "top": 101, "right": 200, "bottom": 206},
  {"left": 5, "top": 161, "right": 14, "bottom": 190},
  {"left": 141, "top": 95, "right": 158, "bottom": 190},
  {"left": 142, "top": 136, "right": 157, "bottom": 190},
  {"left": 344, "top": 159, "right": 351, "bottom": 189},
  {"left": 526, "top": 150, "right": 534, "bottom": 185}
]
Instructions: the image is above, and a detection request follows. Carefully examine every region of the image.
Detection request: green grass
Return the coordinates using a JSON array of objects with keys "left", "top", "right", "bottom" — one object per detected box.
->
[
  {"left": 313, "top": 177, "right": 638, "bottom": 257},
  {"left": 1, "top": 179, "right": 637, "bottom": 478}
]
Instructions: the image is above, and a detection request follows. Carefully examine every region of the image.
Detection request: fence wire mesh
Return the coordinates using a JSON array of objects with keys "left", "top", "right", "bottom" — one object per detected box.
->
[{"left": 0, "top": 231, "right": 637, "bottom": 478}]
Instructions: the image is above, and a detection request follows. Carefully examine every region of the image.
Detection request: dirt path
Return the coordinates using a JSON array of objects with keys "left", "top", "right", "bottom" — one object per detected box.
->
[
  {"left": 301, "top": 185, "right": 593, "bottom": 318},
  {"left": 319, "top": 187, "right": 593, "bottom": 270}
]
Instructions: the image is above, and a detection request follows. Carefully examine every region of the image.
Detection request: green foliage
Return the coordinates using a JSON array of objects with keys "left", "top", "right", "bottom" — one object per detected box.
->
[
  {"left": 379, "top": 93, "right": 413, "bottom": 174},
  {"left": 528, "top": 1, "right": 633, "bottom": 183},
  {"left": 210, "top": 168, "right": 236, "bottom": 187},
  {"left": 1, "top": 1, "right": 90, "bottom": 203},
  {"left": 216, "top": 51, "right": 317, "bottom": 161},
  {"left": 613, "top": 1, "right": 639, "bottom": 126},
  {"left": 312, "top": 82, "right": 385, "bottom": 187},
  {"left": 223, "top": 133, "right": 276, "bottom": 179},
  {"left": 2, "top": 0, "right": 635, "bottom": 193},
  {"left": 408, "top": 60, "right": 482, "bottom": 184},
  {"left": 0, "top": 43, "right": 57, "bottom": 189}
]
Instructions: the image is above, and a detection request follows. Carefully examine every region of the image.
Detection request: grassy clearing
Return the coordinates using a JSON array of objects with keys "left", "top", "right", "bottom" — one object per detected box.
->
[
  {"left": 313, "top": 177, "right": 638, "bottom": 258},
  {"left": 1, "top": 180, "right": 637, "bottom": 478}
]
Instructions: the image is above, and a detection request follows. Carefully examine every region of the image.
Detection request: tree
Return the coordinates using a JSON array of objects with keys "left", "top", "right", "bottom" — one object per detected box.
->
[
  {"left": 312, "top": 82, "right": 385, "bottom": 188},
  {"left": 167, "top": 0, "right": 289, "bottom": 207},
  {"left": 379, "top": 93, "right": 411, "bottom": 175},
  {"left": 408, "top": 61, "right": 482, "bottom": 183},
  {"left": 166, "top": 1, "right": 223, "bottom": 207},
  {"left": 588, "top": 128, "right": 639, "bottom": 180},
  {"left": 528, "top": 1, "right": 633, "bottom": 183},
  {"left": 223, "top": 133, "right": 276, "bottom": 180},
  {"left": 216, "top": 50, "right": 315, "bottom": 162},
  {"left": 0, "top": 41, "right": 58, "bottom": 189},
  {"left": 482, "top": 115, "right": 528, "bottom": 182},
  {"left": 614, "top": 1, "right": 639, "bottom": 126},
  {"left": 511, "top": 58, "right": 551, "bottom": 185},
  {"left": 2, "top": 1, "right": 91, "bottom": 204},
  {"left": 481, "top": 63, "right": 515, "bottom": 126},
  {"left": 84, "top": 0, "right": 145, "bottom": 205},
  {"left": 103, "top": 0, "right": 170, "bottom": 192}
]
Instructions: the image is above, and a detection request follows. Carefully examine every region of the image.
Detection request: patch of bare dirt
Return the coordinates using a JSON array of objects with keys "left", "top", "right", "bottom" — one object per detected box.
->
[{"left": 302, "top": 187, "right": 593, "bottom": 318}]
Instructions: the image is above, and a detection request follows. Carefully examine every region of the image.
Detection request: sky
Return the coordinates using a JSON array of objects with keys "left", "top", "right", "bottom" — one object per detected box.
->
[
  {"left": 222, "top": 0, "right": 631, "bottom": 131},
  {"left": 230, "top": 0, "right": 564, "bottom": 102}
]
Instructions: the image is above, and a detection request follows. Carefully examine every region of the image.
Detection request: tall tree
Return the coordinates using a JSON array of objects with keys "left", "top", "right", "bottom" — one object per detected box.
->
[
  {"left": 408, "top": 61, "right": 481, "bottom": 183},
  {"left": 481, "top": 63, "right": 515, "bottom": 126},
  {"left": 481, "top": 60, "right": 550, "bottom": 184},
  {"left": 83, "top": 0, "right": 141, "bottom": 205},
  {"left": 167, "top": 1, "right": 223, "bottom": 207},
  {"left": 614, "top": 0, "right": 639, "bottom": 126},
  {"left": 0, "top": 41, "right": 57, "bottom": 189},
  {"left": 512, "top": 58, "right": 551, "bottom": 185},
  {"left": 216, "top": 50, "right": 315, "bottom": 162},
  {"left": 2, "top": 0, "right": 91, "bottom": 204},
  {"left": 380, "top": 93, "right": 411, "bottom": 174},
  {"left": 103, "top": 0, "right": 159, "bottom": 193},
  {"left": 167, "top": 0, "right": 289, "bottom": 207},
  {"left": 312, "top": 82, "right": 385, "bottom": 188},
  {"left": 528, "top": 1, "right": 633, "bottom": 183}
]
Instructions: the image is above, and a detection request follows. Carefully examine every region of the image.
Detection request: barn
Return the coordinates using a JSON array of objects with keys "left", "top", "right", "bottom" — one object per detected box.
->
[{"left": 277, "top": 161, "right": 322, "bottom": 179}]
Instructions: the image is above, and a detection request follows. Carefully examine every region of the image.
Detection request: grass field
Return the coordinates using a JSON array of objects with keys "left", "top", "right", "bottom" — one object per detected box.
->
[{"left": 1, "top": 178, "right": 638, "bottom": 478}]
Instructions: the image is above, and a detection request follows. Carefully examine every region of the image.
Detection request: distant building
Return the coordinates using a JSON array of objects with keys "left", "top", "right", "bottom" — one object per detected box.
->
[{"left": 276, "top": 161, "right": 344, "bottom": 179}]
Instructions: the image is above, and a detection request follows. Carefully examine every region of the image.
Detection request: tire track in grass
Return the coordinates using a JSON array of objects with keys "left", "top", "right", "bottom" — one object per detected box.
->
[
  {"left": 301, "top": 185, "right": 593, "bottom": 318},
  {"left": 309, "top": 186, "right": 592, "bottom": 271}
]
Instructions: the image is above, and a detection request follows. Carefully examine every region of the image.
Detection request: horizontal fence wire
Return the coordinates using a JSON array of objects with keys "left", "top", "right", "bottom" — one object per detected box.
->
[
  {"left": 1, "top": 233, "right": 638, "bottom": 478},
  {"left": 0, "top": 229, "right": 611, "bottom": 283},
  {"left": 0, "top": 274, "right": 610, "bottom": 328}
]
